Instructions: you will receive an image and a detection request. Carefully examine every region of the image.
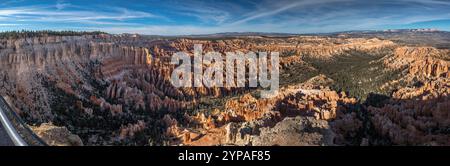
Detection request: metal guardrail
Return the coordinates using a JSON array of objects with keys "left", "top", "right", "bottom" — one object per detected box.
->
[
  {"left": 0, "top": 96, "right": 47, "bottom": 146},
  {"left": 0, "top": 105, "right": 27, "bottom": 146}
]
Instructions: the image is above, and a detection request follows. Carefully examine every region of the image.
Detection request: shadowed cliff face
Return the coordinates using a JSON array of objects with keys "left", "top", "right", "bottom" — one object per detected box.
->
[{"left": 0, "top": 33, "right": 448, "bottom": 146}]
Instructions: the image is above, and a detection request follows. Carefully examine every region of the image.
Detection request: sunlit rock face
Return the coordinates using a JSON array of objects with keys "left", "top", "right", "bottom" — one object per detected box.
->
[
  {"left": 0, "top": 33, "right": 448, "bottom": 146},
  {"left": 0, "top": 35, "right": 155, "bottom": 121},
  {"left": 0, "top": 34, "right": 189, "bottom": 145},
  {"left": 30, "top": 123, "right": 84, "bottom": 146}
]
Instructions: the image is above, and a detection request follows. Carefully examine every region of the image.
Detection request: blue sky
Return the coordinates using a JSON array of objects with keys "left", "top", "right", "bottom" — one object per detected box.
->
[{"left": 0, "top": 0, "right": 449, "bottom": 35}]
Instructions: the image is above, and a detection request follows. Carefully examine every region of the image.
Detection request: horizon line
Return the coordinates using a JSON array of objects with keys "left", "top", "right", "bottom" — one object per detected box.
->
[{"left": 0, "top": 28, "right": 448, "bottom": 37}]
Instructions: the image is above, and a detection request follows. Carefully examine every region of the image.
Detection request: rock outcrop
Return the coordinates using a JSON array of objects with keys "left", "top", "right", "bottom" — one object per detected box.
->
[
  {"left": 250, "top": 116, "right": 335, "bottom": 146},
  {"left": 383, "top": 46, "right": 449, "bottom": 78},
  {"left": 368, "top": 79, "right": 450, "bottom": 145},
  {"left": 30, "top": 123, "right": 83, "bottom": 146},
  {"left": 1, "top": 32, "right": 448, "bottom": 146}
]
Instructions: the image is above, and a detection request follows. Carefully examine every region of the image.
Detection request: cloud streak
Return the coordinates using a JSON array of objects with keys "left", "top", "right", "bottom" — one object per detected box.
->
[
  {"left": 0, "top": 3, "right": 161, "bottom": 26},
  {"left": 0, "top": 0, "right": 449, "bottom": 34},
  {"left": 231, "top": 0, "right": 347, "bottom": 25}
]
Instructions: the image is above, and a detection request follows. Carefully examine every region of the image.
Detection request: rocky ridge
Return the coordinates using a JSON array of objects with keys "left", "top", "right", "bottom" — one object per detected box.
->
[{"left": 0, "top": 32, "right": 448, "bottom": 146}]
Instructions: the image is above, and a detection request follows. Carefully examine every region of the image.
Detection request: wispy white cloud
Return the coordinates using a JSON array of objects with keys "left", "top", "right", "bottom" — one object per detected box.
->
[
  {"left": 163, "top": 0, "right": 236, "bottom": 25},
  {"left": 55, "top": 0, "right": 70, "bottom": 10},
  {"left": 231, "top": 0, "right": 347, "bottom": 25},
  {"left": 0, "top": 23, "right": 20, "bottom": 26},
  {"left": 0, "top": 4, "right": 161, "bottom": 26},
  {"left": 179, "top": 7, "right": 230, "bottom": 25}
]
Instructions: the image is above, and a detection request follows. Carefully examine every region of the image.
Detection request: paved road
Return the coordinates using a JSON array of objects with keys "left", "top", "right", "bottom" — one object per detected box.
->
[{"left": 0, "top": 122, "right": 14, "bottom": 146}]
